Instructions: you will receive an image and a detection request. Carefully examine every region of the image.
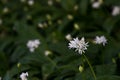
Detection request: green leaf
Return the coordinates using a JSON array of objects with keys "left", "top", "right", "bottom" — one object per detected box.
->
[
  {"left": 97, "top": 75, "right": 120, "bottom": 80},
  {"left": 61, "top": 0, "right": 76, "bottom": 11},
  {"left": 96, "top": 64, "right": 116, "bottom": 76},
  {"left": 103, "top": 18, "right": 117, "bottom": 34},
  {"left": 79, "top": 0, "right": 89, "bottom": 15}
]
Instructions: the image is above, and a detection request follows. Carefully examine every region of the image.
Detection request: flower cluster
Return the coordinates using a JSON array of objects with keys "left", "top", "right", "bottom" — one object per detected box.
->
[
  {"left": 20, "top": 72, "right": 28, "bottom": 80},
  {"left": 68, "top": 36, "right": 107, "bottom": 54},
  {"left": 68, "top": 37, "right": 89, "bottom": 54},
  {"left": 27, "top": 39, "right": 40, "bottom": 52},
  {"left": 94, "top": 36, "right": 107, "bottom": 46}
]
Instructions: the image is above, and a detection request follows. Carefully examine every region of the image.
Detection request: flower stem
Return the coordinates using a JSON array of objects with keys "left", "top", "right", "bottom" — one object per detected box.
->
[
  {"left": 47, "top": 57, "right": 57, "bottom": 67},
  {"left": 83, "top": 54, "right": 97, "bottom": 80}
]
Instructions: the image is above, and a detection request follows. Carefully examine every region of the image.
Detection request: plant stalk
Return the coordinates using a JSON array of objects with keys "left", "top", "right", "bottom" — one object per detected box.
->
[{"left": 83, "top": 54, "right": 97, "bottom": 80}]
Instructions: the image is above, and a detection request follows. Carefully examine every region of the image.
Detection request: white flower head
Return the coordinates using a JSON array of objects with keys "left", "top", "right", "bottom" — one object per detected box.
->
[
  {"left": 74, "top": 5, "right": 78, "bottom": 11},
  {"left": 48, "top": 0, "right": 53, "bottom": 6},
  {"left": 67, "top": 14, "right": 73, "bottom": 20},
  {"left": 3, "top": 7, "right": 9, "bottom": 13},
  {"left": 92, "top": 0, "right": 103, "bottom": 9},
  {"left": 94, "top": 36, "right": 107, "bottom": 46},
  {"left": 27, "top": 39, "right": 40, "bottom": 52},
  {"left": 28, "top": 0, "right": 34, "bottom": 6},
  {"left": 112, "top": 6, "right": 120, "bottom": 16},
  {"left": 20, "top": 72, "right": 28, "bottom": 80},
  {"left": 29, "top": 47, "right": 35, "bottom": 52},
  {"left": 68, "top": 37, "right": 89, "bottom": 54},
  {"left": 38, "top": 23, "right": 44, "bottom": 28},
  {"left": 92, "top": 1, "right": 101, "bottom": 9},
  {"left": 34, "top": 39, "right": 40, "bottom": 48}
]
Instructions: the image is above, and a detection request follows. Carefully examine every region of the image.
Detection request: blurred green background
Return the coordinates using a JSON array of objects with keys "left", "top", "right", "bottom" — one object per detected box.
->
[{"left": 0, "top": 0, "right": 120, "bottom": 80}]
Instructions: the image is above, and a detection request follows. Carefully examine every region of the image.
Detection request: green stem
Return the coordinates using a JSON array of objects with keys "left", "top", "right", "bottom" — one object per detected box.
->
[
  {"left": 47, "top": 57, "right": 57, "bottom": 67},
  {"left": 83, "top": 54, "right": 97, "bottom": 80}
]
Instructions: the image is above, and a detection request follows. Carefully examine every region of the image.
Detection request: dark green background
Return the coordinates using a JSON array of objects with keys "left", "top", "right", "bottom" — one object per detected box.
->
[{"left": 0, "top": 0, "right": 120, "bottom": 80}]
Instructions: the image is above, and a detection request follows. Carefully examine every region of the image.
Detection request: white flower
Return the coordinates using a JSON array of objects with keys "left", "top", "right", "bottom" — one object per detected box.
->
[
  {"left": 68, "top": 37, "right": 89, "bottom": 54},
  {"left": 28, "top": 0, "right": 34, "bottom": 6},
  {"left": 65, "top": 34, "right": 72, "bottom": 41},
  {"left": 92, "top": 1, "right": 101, "bottom": 8},
  {"left": 67, "top": 14, "right": 73, "bottom": 20},
  {"left": 48, "top": 0, "right": 53, "bottom": 6},
  {"left": 0, "top": 77, "right": 1, "bottom": 80},
  {"left": 38, "top": 23, "right": 44, "bottom": 28},
  {"left": 29, "top": 47, "right": 35, "bottom": 52},
  {"left": 34, "top": 39, "right": 40, "bottom": 48},
  {"left": 74, "top": 5, "right": 78, "bottom": 11},
  {"left": 112, "top": 6, "right": 120, "bottom": 16},
  {"left": 91, "top": 0, "right": 103, "bottom": 8},
  {"left": 27, "top": 39, "right": 40, "bottom": 52},
  {"left": 94, "top": 36, "right": 107, "bottom": 46},
  {"left": 20, "top": 72, "right": 28, "bottom": 80},
  {"left": 3, "top": 7, "right": 9, "bottom": 13}
]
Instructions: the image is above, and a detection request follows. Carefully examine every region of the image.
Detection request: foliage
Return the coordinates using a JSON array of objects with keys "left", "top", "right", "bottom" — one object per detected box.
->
[{"left": 0, "top": 0, "right": 120, "bottom": 80}]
